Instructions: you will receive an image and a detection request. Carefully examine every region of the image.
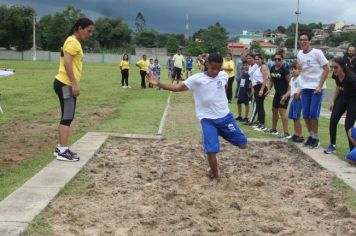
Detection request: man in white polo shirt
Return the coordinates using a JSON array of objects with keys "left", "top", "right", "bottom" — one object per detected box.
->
[
  {"left": 147, "top": 53, "right": 247, "bottom": 185},
  {"left": 297, "top": 32, "right": 329, "bottom": 149}
]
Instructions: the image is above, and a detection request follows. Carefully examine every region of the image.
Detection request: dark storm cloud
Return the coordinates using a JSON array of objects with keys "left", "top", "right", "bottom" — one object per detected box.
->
[{"left": 1, "top": 0, "right": 356, "bottom": 35}]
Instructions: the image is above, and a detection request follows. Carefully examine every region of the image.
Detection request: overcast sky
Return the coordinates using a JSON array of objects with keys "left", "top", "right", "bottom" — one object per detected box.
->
[{"left": 1, "top": 0, "right": 356, "bottom": 36}]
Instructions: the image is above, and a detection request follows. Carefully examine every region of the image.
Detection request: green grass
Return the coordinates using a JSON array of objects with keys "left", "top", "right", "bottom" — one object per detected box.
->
[{"left": 0, "top": 60, "right": 170, "bottom": 201}]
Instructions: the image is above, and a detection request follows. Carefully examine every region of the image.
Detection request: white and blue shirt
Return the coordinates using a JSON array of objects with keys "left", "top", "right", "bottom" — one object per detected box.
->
[
  {"left": 183, "top": 71, "right": 229, "bottom": 120},
  {"left": 186, "top": 57, "right": 193, "bottom": 69}
]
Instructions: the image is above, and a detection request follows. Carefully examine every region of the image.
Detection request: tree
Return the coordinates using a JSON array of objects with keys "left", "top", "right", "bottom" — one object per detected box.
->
[
  {"left": 135, "top": 12, "right": 146, "bottom": 33},
  {"left": 0, "top": 5, "right": 35, "bottom": 50},
  {"left": 192, "top": 22, "right": 229, "bottom": 53},
  {"left": 277, "top": 25, "right": 286, "bottom": 34},
  {"left": 186, "top": 41, "right": 205, "bottom": 56},
  {"left": 37, "top": 5, "right": 85, "bottom": 51},
  {"left": 165, "top": 37, "right": 179, "bottom": 53},
  {"left": 250, "top": 41, "right": 264, "bottom": 55},
  {"left": 135, "top": 30, "right": 157, "bottom": 48},
  {"left": 94, "top": 17, "right": 131, "bottom": 49}
]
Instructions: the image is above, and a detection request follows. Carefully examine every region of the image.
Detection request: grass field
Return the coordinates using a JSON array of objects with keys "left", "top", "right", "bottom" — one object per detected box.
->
[{"left": 1, "top": 60, "right": 355, "bottom": 227}]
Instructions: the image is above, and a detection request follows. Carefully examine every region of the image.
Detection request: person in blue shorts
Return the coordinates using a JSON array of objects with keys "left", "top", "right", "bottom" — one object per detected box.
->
[
  {"left": 146, "top": 53, "right": 247, "bottom": 184},
  {"left": 185, "top": 52, "right": 193, "bottom": 79},
  {"left": 345, "top": 128, "right": 356, "bottom": 165},
  {"left": 297, "top": 32, "right": 329, "bottom": 149},
  {"left": 281, "top": 63, "right": 304, "bottom": 143}
]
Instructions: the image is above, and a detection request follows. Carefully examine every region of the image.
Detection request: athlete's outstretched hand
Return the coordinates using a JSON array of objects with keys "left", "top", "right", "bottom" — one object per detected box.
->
[{"left": 146, "top": 73, "right": 159, "bottom": 86}]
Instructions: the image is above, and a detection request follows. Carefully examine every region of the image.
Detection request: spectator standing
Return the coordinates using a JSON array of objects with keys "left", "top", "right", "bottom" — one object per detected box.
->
[
  {"left": 136, "top": 54, "right": 149, "bottom": 89},
  {"left": 119, "top": 54, "right": 130, "bottom": 88},
  {"left": 297, "top": 32, "right": 329, "bottom": 149}
]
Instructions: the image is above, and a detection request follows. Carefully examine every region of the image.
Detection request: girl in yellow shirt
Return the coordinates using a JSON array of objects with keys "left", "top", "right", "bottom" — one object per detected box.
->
[
  {"left": 53, "top": 18, "right": 94, "bottom": 162},
  {"left": 119, "top": 54, "right": 130, "bottom": 88},
  {"left": 222, "top": 53, "right": 235, "bottom": 103}
]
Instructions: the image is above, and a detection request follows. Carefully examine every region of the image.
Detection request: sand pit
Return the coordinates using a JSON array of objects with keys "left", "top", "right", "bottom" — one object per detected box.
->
[{"left": 43, "top": 138, "right": 356, "bottom": 235}]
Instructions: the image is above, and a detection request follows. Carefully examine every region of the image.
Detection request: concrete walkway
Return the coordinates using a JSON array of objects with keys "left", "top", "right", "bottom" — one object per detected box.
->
[{"left": 1, "top": 134, "right": 356, "bottom": 235}]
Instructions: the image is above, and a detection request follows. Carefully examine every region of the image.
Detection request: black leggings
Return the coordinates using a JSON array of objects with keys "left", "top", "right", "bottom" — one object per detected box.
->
[
  {"left": 253, "top": 84, "right": 267, "bottom": 125},
  {"left": 226, "top": 76, "right": 235, "bottom": 101},
  {"left": 121, "top": 69, "right": 129, "bottom": 86},
  {"left": 329, "top": 95, "right": 356, "bottom": 151},
  {"left": 53, "top": 79, "right": 76, "bottom": 126},
  {"left": 140, "top": 70, "right": 147, "bottom": 88}
]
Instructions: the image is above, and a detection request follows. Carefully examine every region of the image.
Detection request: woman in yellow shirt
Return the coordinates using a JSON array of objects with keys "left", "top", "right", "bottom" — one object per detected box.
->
[
  {"left": 135, "top": 54, "right": 149, "bottom": 89},
  {"left": 222, "top": 52, "right": 235, "bottom": 103},
  {"left": 119, "top": 54, "right": 130, "bottom": 88},
  {"left": 53, "top": 18, "right": 94, "bottom": 162}
]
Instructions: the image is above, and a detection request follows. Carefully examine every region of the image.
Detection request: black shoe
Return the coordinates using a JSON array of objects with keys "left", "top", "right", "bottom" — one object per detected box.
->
[
  {"left": 292, "top": 135, "right": 304, "bottom": 143},
  {"left": 243, "top": 117, "right": 249, "bottom": 123},
  {"left": 304, "top": 136, "right": 313, "bottom": 147},
  {"left": 309, "top": 138, "right": 320, "bottom": 149},
  {"left": 235, "top": 116, "right": 243, "bottom": 121}
]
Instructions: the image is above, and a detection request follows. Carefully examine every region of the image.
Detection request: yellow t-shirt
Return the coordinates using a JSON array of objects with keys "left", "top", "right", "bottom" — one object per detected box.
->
[
  {"left": 223, "top": 60, "right": 235, "bottom": 78},
  {"left": 120, "top": 60, "right": 129, "bottom": 70},
  {"left": 173, "top": 54, "right": 185, "bottom": 68},
  {"left": 136, "top": 59, "right": 149, "bottom": 71},
  {"left": 55, "top": 35, "right": 83, "bottom": 85}
]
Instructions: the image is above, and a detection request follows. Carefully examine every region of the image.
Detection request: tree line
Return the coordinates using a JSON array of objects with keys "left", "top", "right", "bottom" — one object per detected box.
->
[
  {"left": 1, "top": 4, "right": 351, "bottom": 56},
  {"left": 0, "top": 5, "right": 229, "bottom": 55}
]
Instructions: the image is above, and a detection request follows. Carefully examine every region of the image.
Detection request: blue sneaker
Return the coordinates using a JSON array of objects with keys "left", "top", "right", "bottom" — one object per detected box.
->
[{"left": 324, "top": 144, "right": 336, "bottom": 154}]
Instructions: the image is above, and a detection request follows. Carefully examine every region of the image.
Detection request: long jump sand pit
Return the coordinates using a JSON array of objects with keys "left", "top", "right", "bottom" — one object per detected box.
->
[{"left": 44, "top": 138, "right": 356, "bottom": 235}]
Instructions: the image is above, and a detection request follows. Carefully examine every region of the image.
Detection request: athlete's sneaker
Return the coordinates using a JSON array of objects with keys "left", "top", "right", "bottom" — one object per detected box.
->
[
  {"left": 291, "top": 135, "right": 304, "bottom": 143},
  {"left": 280, "top": 133, "right": 292, "bottom": 139},
  {"left": 324, "top": 144, "right": 336, "bottom": 154},
  {"left": 54, "top": 145, "right": 80, "bottom": 159},
  {"left": 304, "top": 136, "right": 313, "bottom": 147},
  {"left": 309, "top": 138, "right": 320, "bottom": 149},
  {"left": 243, "top": 117, "right": 249, "bottom": 123},
  {"left": 265, "top": 128, "right": 279, "bottom": 135},
  {"left": 252, "top": 122, "right": 260, "bottom": 129},
  {"left": 254, "top": 124, "right": 267, "bottom": 131},
  {"left": 127, "top": 85, "right": 131, "bottom": 88},
  {"left": 56, "top": 149, "right": 80, "bottom": 162},
  {"left": 235, "top": 116, "right": 243, "bottom": 121}
]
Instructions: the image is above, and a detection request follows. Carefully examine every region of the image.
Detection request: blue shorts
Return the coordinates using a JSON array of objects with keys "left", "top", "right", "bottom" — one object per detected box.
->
[
  {"left": 200, "top": 113, "right": 247, "bottom": 153},
  {"left": 288, "top": 97, "right": 302, "bottom": 120},
  {"left": 346, "top": 147, "right": 356, "bottom": 162},
  {"left": 301, "top": 89, "right": 324, "bottom": 120}
]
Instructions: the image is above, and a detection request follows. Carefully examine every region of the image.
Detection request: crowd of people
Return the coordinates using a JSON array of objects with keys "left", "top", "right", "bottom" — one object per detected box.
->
[
  {"left": 53, "top": 18, "right": 356, "bottom": 182},
  {"left": 235, "top": 32, "right": 356, "bottom": 165}
]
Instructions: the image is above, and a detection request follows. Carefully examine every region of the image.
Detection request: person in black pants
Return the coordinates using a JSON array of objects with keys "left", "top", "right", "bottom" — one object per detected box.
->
[
  {"left": 251, "top": 54, "right": 270, "bottom": 131},
  {"left": 324, "top": 57, "right": 356, "bottom": 154}
]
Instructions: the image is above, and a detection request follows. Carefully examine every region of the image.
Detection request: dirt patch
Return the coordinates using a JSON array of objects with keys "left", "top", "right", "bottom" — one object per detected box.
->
[
  {"left": 44, "top": 138, "right": 356, "bottom": 235},
  {"left": 0, "top": 108, "right": 116, "bottom": 167}
]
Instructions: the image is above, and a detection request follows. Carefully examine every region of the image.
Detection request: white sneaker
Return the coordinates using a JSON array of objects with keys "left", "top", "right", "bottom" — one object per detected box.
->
[
  {"left": 122, "top": 86, "right": 127, "bottom": 88},
  {"left": 127, "top": 85, "right": 131, "bottom": 88}
]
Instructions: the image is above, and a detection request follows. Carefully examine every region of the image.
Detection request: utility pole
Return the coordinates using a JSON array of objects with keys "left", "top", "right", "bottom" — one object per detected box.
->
[
  {"left": 33, "top": 14, "right": 36, "bottom": 61},
  {"left": 294, "top": 0, "right": 301, "bottom": 56}
]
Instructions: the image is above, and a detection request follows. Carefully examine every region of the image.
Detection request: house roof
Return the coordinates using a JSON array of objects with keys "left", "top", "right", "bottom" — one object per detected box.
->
[
  {"left": 227, "top": 42, "right": 249, "bottom": 48},
  {"left": 252, "top": 40, "right": 277, "bottom": 48}
]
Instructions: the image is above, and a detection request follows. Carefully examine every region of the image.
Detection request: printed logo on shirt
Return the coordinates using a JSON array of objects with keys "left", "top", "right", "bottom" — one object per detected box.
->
[
  {"left": 306, "top": 60, "right": 311, "bottom": 66},
  {"left": 217, "top": 80, "right": 223, "bottom": 88},
  {"left": 228, "top": 123, "right": 236, "bottom": 132}
]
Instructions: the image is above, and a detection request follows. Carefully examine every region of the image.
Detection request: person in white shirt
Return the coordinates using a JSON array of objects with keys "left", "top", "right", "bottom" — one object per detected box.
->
[
  {"left": 146, "top": 53, "right": 247, "bottom": 184},
  {"left": 281, "top": 63, "right": 304, "bottom": 143},
  {"left": 297, "top": 32, "right": 329, "bottom": 149}
]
